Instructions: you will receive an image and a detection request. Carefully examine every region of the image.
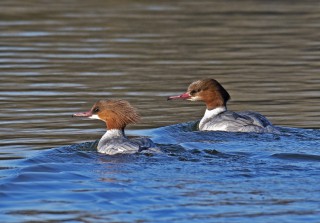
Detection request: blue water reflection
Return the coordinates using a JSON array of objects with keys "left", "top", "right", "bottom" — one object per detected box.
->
[
  {"left": 1, "top": 0, "right": 320, "bottom": 222},
  {"left": 1, "top": 123, "right": 320, "bottom": 222}
]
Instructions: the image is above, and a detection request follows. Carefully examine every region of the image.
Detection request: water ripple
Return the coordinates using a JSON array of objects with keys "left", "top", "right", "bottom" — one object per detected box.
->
[{"left": 1, "top": 0, "right": 320, "bottom": 222}]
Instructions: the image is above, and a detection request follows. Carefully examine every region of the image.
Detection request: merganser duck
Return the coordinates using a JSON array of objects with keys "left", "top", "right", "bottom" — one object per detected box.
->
[
  {"left": 72, "top": 99, "right": 156, "bottom": 155},
  {"left": 168, "top": 78, "right": 278, "bottom": 133}
]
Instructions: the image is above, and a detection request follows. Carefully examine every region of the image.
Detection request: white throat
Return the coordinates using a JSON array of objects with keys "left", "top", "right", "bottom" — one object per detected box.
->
[
  {"left": 89, "top": 114, "right": 101, "bottom": 120},
  {"left": 199, "top": 106, "right": 227, "bottom": 129}
]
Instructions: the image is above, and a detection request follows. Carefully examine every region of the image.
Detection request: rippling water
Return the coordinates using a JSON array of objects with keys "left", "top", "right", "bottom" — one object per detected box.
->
[{"left": 0, "top": 0, "right": 320, "bottom": 222}]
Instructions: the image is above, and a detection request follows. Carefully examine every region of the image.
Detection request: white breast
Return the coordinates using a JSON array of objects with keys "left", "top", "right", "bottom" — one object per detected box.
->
[{"left": 199, "top": 107, "right": 227, "bottom": 130}]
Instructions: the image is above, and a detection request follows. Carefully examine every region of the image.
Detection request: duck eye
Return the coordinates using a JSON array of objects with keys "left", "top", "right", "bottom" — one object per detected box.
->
[
  {"left": 190, "top": 90, "right": 196, "bottom": 95},
  {"left": 93, "top": 107, "right": 100, "bottom": 113}
]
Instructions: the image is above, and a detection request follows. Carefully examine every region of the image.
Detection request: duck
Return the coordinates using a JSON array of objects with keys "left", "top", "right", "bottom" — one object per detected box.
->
[
  {"left": 72, "top": 99, "right": 156, "bottom": 155},
  {"left": 168, "top": 78, "right": 278, "bottom": 133}
]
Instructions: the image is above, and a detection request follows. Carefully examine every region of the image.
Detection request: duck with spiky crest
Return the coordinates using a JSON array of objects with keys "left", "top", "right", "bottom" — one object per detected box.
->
[{"left": 73, "top": 99, "right": 156, "bottom": 155}]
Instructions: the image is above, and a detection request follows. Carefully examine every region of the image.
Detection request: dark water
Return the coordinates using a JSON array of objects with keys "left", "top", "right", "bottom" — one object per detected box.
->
[{"left": 0, "top": 0, "right": 320, "bottom": 222}]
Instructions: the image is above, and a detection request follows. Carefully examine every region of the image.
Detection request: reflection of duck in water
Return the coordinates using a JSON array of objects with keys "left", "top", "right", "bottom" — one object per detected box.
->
[
  {"left": 168, "top": 78, "right": 278, "bottom": 133},
  {"left": 73, "top": 99, "right": 156, "bottom": 155}
]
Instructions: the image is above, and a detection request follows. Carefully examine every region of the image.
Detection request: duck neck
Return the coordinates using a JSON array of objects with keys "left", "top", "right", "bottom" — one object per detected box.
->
[
  {"left": 203, "top": 106, "right": 227, "bottom": 118},
  {"left": 105, "top": 119, "right": 126, "bottom": 131},
  {"left": 205, "top": 100, "right": 226, "bottom": 110}
]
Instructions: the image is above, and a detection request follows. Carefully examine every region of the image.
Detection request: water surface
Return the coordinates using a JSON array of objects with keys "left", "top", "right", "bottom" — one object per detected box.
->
[{"left": 0, "top": 0, "right": 320, "bottom": 222}]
